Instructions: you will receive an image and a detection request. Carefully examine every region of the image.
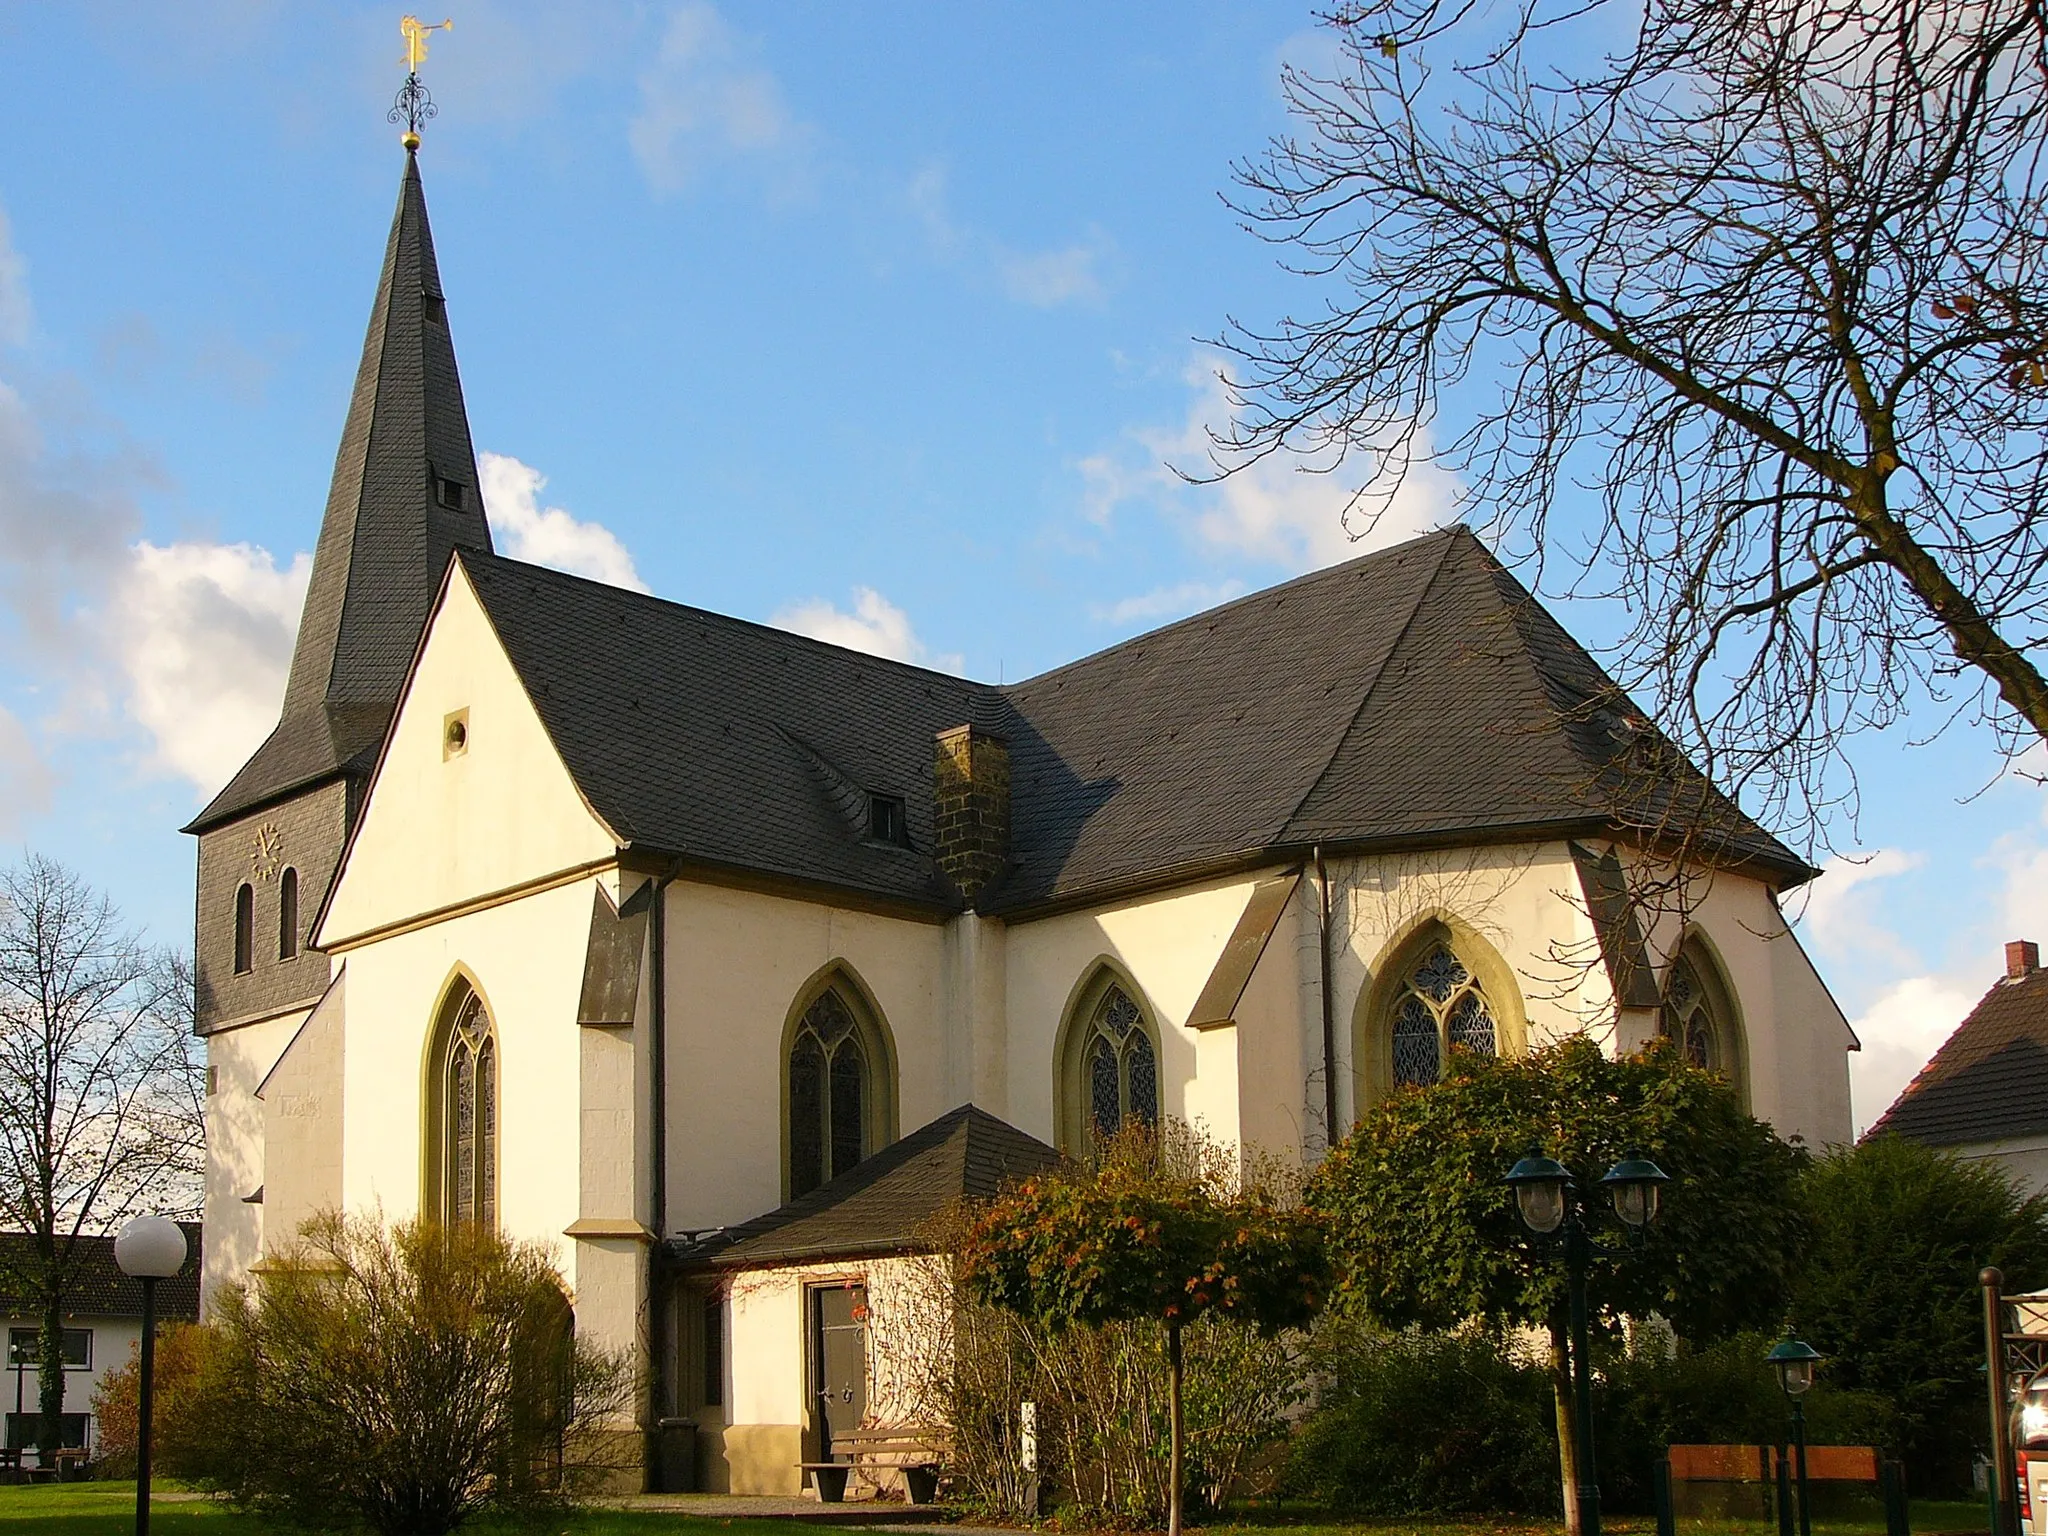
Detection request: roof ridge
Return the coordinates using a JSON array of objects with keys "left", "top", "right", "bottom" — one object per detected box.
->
[
  {"left": 459, "top": 548, "right": 994, "bottom": 694},
  {"left": 1272, "top": 527, "right": 1466, "bottom": 842},
  {"left": 1003, "top": 525, "right": 1466, "bottom": 695}
]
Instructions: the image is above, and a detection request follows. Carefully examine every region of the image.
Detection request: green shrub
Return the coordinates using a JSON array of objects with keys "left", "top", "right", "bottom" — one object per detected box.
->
[
  {"left": 1284, "top": 1323, "right": 1562, "bottom": 1514},
  {"left": 180, "top": 1212, "right": 634, "bottom": 1535}
]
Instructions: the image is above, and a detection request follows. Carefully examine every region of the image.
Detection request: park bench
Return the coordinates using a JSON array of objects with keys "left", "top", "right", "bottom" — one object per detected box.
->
[{"left": 800, "top": 1425, "right": 950, "bottom": 1504}]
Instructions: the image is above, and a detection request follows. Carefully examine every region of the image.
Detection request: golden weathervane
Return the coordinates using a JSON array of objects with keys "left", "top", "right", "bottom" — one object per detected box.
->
[{"left": 392, "top": 15, "right": 454, "bottom": 149}]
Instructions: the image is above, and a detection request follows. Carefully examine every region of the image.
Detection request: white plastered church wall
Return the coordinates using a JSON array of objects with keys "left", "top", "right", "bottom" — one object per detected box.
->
[
  {"left": 311, "top": 561, "right": 632, "bottom": 1343},
  {"left": 660, "top": 882, "right": 947, "bottom": 1236},
  {"left": 200, "top": 1010, "right": 304, "bottom": 1310}
]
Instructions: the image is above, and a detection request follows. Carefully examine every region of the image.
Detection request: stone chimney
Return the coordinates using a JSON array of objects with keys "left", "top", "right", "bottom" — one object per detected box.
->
[
  {"left": 933, "top": 725, "right": 1010, "bottom": 906},
  {"left": 2009, "top": 940, "right": 2041, "bottom": 980}
]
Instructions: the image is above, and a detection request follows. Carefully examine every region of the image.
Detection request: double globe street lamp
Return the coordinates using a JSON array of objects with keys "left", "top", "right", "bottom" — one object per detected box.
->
[
  {"left": 1505, "top": 1152, "right": 1671, "bottom": 1536},
  {"left": 113, "top": 1216, "right": 188, "bottom": 1536}
]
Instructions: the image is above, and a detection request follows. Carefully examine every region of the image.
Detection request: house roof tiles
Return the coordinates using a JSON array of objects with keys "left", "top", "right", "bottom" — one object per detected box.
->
[
  {"left": 1868, "top": 966, "right": 2048, "bottom": 1145},
  {"left": 0, "top": 1225, "right": 202, "bottom": 1325}
]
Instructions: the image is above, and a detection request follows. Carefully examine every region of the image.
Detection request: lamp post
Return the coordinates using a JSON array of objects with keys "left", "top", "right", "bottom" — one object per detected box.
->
[
  {"left": 1506, "top": 1151, "right": 1670, "bottom": 1536},
  {"left": 1768, "top": 1338, "right": 1823, "bottom": 1536},
  {"left": 113, "top": 1218, "right": 187, "bottom": 1536}
]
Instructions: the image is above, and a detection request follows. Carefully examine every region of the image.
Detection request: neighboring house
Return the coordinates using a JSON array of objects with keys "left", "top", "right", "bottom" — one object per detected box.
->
[
  {"left": 191, "top": 143, "right": 1859, "bottom": 1493},
  {"left": 0, "top": 1225, "right": 202, "bottom": 1453},
  {"left": 1868, "top": 941, "right": 2048, "bottom": 1191}
]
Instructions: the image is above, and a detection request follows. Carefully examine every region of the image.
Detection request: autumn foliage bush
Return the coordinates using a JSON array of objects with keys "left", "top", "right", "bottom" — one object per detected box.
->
[{"left": 88, "top": 1321, "right": 216, "bottom": 1480}]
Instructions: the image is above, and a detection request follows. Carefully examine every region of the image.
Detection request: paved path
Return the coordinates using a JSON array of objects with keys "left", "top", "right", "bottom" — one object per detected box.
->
[{"left": 598, "top": 1492, "right": 1001, "bottom": 1529}]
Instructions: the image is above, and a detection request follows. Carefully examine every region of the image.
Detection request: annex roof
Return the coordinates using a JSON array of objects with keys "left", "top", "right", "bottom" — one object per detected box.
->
[
  {"left": 0, "top": 1224, "right": 202, "bottom": 1325},
  {"left": 678, "top": 1104, "right": 1059, "bottom": 1270},
  {"left": 188, "top": 150, "right": 490, "bottom": 835},
  {"left": 453, "top": 524, "right": 1807, "bottom": 919},
  {"left": 1868, "top": 965, "right": 2048, "bottom": 1146}
]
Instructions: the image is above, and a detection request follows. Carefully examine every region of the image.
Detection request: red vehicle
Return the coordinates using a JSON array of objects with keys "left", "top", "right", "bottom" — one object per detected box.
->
[{"left": 2014, "top": 1371, "right": 2048, "bottom": 1534}]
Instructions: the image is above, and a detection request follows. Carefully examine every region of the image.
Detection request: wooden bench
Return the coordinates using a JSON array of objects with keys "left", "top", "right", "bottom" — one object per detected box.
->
[{"left": 800, "top": 1426, "right": 950, "bottom": 1504}]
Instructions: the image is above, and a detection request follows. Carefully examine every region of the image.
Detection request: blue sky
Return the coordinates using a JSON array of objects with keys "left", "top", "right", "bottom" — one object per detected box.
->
[{"left": 0, "top": 2, "right": 2034, "bottom": 1134}]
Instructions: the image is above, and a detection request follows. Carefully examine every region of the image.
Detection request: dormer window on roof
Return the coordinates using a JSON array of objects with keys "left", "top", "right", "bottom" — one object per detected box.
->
[
  {"left": 422, "top": 291, "right": 447, "bottom": 326},
  {"left": 868, "top": 794, "right": 907, "bottom": 847},
  {"left": 435, "top": 475, "right": 468, "bottom": 511}
]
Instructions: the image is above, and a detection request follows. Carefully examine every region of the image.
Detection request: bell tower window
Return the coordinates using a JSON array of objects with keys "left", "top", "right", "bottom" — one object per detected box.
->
[
  {"left": 232, "top": 884, "right": 254, "bottom": 975},
  {"left": 278, "top": 868, "right": 299, "bottom": 961}
]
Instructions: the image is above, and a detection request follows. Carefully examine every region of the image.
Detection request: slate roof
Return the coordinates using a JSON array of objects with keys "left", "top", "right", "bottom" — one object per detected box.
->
[
  {"left": 1868, "top": 966, "right": 2048, "bottom": 1145},
  {"left": 188, "top": 150, "right": 490, "bottom": 834},
  {"left": 677, "top": 1105, "right": 1059, "bottom": 1270},
  {"left": 455, "top": 524, "right": 1808, "bottom": 919},
  {"left": 0, "top": 1225, "right": 202, "bottom": 1324}
]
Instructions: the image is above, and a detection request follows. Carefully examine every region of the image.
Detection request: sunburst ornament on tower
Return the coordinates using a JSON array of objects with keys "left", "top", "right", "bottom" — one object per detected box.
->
[{"left": 390, "top": 15, "right": 452, "bottom": 150}]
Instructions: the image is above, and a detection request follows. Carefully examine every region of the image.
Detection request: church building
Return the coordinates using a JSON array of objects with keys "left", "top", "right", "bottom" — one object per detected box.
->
[{"left": 189, "top": 144, "right": 1857, "bottom": 1493}]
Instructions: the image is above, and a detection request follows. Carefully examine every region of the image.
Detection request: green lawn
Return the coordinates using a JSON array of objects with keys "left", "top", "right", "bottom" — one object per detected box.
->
[{"left": 0, "top": 1486, "right": 1995, "bottom": 1536}]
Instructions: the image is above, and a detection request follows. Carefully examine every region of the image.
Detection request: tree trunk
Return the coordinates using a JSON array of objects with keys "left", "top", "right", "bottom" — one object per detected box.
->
[
  {"left": 38, "top": 1289, "right": 64, "bottom": 1459},
  {"left": 1167, "top": 1318, "right": 1185, "bottom": 1536},
  {"left": 1551, "top": 1320, "right": 1583, "bottom": 1536}
]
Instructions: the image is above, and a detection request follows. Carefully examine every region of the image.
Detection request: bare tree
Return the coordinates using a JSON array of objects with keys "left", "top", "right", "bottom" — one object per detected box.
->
[
  {"left": 0, "top": 854, "right": 203, "bottom": 1456},
  {"left": 1219, "top": 0, "right": 2048, "bottom": 852}
]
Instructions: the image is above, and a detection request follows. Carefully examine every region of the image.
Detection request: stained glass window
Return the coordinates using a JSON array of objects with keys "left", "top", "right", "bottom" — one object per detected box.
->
[
  {"left": 1387, "top": 941, "right": 1497, "bottom": 1090},
  {"left": 443, "top": 991, "right": 497, "bottom": 1227},
  {"left": 789, "top": 988, "right": 873, "bottom": 1199},
  {"left": 1662, "top": 951, "right": 1727, "bottom": 1076},
  {"left": 1079, "top": 983, "right": 1161, "bottom": 1146}
]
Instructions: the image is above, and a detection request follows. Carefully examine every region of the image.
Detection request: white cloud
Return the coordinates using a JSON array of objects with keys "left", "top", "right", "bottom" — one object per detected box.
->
[
  {"left": 0, "top": 207, "right": 28, "bottom": 349},
  {"left": 1090, "top": 579, "right": 1247, "bottom": 628},
  {"left": 1082, "top": 357, "right": 1461, "bottom": 578},
  {"left": 479, "top": 452, "right": 647, "bottom": 592},
  {"left": 771, "top": 587, "right": 965, "bottom": 674},
  {"left": 629, "top": 3, "right": 809, "bottom": 196},
  {"left": 910, "top": 163, "right": 1112, "bottom": 310},
  {"left": 1848, "top": 972, "right": 1984, "bottom": 1136},
  {"left": 105, "top": 540, "right": 310, "bottom": 794},
  {"left": 0, "top": 703, "right": 53, "bottom": 836},
  {"left": 1799, "top": 848, "right": 1927, "bottom": 964}
]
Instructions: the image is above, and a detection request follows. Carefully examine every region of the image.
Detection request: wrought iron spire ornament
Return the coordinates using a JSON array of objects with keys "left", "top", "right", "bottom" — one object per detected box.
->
[{"left": 389, "top": 15, "right": 452, "bottom": 149}]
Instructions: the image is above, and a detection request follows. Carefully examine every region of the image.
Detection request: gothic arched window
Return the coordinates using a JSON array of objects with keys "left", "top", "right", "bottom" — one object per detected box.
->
[
  {"left": 431, "top": 986, "right": 498, "bottom": 1227},
  {"left": 1388, "top": 941, "right": 1498, "bottom": 1089},
  {"left": 278, "top": 868, "right": 299, "bottom": 961},
  {"left": 1663, "top": 940, "right": 1744, "bottom": 1096},
  {"left": 787, "top": 986, "right": 893, "bottom": 1200},
  {"left": 232, "top": 884, "right": 254, "bottom": 975},
  {"left": 1057, "top": 973, "right": 1163, "bottom": 1154}
]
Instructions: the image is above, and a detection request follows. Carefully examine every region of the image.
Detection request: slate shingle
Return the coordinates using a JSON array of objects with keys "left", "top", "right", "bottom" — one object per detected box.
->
[{"left": 456, "top": 525, "right": 1807, "bottom": 919}]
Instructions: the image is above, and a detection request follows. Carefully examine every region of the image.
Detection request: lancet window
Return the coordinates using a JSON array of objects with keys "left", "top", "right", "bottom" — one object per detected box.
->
[
  {"left": 437, "top": 988, "right": 498, "bottom": 1228},
  {"left": 1662, "top": 941, "right": 1743, "bottom": 1094},
  {"left": 1389, "top": 942, "right": 1498, "bottom": 1088},
  {"left": 788, "top": 989, "right": 875, "bottom": 1200}
]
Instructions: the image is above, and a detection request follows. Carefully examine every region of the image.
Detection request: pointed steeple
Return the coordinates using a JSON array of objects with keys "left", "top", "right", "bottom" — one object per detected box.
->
[{"left": 188, "top": 150, "right": 491, "bottom": 831}]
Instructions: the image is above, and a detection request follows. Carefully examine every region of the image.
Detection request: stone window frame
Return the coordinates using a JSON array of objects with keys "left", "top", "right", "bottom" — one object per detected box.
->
[
  {"left": 232, "top": 884, "right": 255, "bottom": 975},
  {"left": 1661, "top": 931, "right": 1749, "bottom": 1105},
  {"left": 1355, "top": 914, "right": 1527, "bottom": 1110},
  {"left": 779, "top": 966, "right": 898, "bottom": 1203},
  {"left": 422, "top": 972, "right": 500, "bottom": 1229},
  {"left": 278, "top": 867, "right": 300, "bottom": 962},
  {"left": 1055, "top": 964, "right": 1165, "bottom": 1156}
]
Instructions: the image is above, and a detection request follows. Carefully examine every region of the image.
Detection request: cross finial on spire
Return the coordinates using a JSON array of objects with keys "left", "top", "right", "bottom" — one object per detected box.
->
[{"left": 390, "top": 16, "right": 453, "bottom": 150}]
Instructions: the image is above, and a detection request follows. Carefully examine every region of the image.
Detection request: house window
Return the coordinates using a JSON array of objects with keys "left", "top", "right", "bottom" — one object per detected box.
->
[
  {"left": 7, "top": 1328, "right": 91, "bottom": 1369},
  {"left": 867, "top": 794, "right": 907, "bottom": 846},
  {"left": 278, "top": 867, "right": 299, "bottom": 961},
  {"left": 1388, "top": 942, "right": 1498, "bottom": 1089},
  {"left": 3, "top": 1413, "right": 85, "bottom": 1451},
  {"left": 787, "top": 984, "right": 895, "bottom": 1200},
  {"left": 1663, "top": 940, "right": 1745, "bottom": 1097},
  {"left": 232, "top": 884, "right": 254, "bottom": 975},
  {"left": 702, "top": 1292, "right": 724, "bottom": 1408},
  {"left": 430, "top": 986, "right": 498, "bottom": 1227},
  {"left": 1057, "top": 974, "right": 1162, "bottom": 1154}
]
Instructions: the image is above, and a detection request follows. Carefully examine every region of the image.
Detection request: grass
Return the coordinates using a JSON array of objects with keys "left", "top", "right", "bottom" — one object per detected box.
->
[{"left": 0, "top": 1485, "right": 1996, "bottom": 1536}]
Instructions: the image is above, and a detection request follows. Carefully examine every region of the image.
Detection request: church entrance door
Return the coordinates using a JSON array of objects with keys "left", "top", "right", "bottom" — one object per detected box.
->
[{"left": 808, "top": 1282, "right": 867, "bottom": 1456}]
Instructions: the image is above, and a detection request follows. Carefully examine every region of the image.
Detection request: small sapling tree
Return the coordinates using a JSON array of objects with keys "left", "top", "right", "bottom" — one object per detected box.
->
[{"left": 963, "top": 1131, "right": 1328, "bottom": 1536}]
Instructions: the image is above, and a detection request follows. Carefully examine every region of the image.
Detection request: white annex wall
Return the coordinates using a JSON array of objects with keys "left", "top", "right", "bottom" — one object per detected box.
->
[{"left": 201, "top": 1010, "right": 304, "bottom": 1310}]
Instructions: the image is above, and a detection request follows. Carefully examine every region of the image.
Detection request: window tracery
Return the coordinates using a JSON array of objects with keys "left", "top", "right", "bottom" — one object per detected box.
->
[
  {"left": 788, "top": 989, "right": 873, "bottom": 1199},
  {"left": 438, "top": 989, "right": 497, "bottom": 1227},
  {"left": 1389, "top": 942, "right": 1498, "bottom": 1088},
  {"left": 1661, "top": 942, "right": 1742, "bottom": 1095},
  {"left": 1066, "top": 980, "right": 1160, "bottom": 1149}
]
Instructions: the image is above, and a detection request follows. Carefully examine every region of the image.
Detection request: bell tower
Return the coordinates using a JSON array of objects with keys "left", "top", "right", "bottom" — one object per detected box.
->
[{"left": 183, "top": 142, "right": 491, "bottom": 1034}]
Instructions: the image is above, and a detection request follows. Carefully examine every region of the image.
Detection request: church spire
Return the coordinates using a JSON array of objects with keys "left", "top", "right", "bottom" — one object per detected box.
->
[
  {"left": 188, "top": 144, "right": 491, "bottom": 832},
  {"left": 278, "top": 148, "right": 492, "bottom": 723}
]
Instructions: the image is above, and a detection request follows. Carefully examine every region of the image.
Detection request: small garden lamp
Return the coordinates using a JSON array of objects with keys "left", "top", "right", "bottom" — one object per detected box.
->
[
  {"left": 1506, "top": 1153, "right": 1572, "bottom": 1235},
  {"left": 114, "top": 1216, "right": 187, "bottom": 1536},
  {"left": 1600, "top": 1153, "right": 1670, "bottom": 1229},
  {"left": 1767, "top": 1337, "right": 1823, "bottom": 1536}
]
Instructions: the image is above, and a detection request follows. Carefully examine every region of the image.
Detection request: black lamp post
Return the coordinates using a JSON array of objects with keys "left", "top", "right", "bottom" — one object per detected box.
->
[
  {"left": 1768, "top": 1337, "right": 1823, "bottom": 1536},
  {"left": 113, "top": 1217, "right": 187, "bottom": 1536},
  {"left": 1506, "top": 1151, "right": 1670, "bottom": 1536}
]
